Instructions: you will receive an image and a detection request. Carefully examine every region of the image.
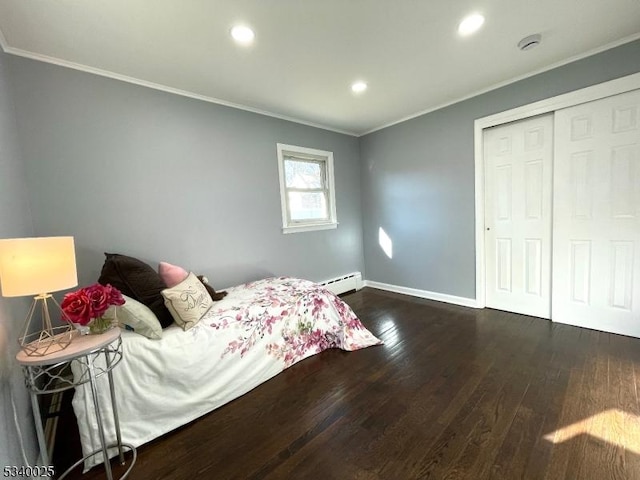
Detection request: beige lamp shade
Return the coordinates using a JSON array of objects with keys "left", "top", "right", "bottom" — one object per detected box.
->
[{"left": 0, "top": 236, "right": 78, "bottom": 297}]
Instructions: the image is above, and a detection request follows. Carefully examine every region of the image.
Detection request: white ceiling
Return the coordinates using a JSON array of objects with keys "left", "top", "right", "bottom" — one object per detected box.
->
[{"left": 1, "top": 0, "right": 639, "bottom": 136}]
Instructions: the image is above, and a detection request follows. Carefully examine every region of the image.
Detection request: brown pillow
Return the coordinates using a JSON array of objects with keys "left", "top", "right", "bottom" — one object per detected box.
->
[
  {"left": 98, "top": 253, "right": 174, "bottom": 328},
  {"left": 196, "top": 275, "right": 227, "bottom": 301}
]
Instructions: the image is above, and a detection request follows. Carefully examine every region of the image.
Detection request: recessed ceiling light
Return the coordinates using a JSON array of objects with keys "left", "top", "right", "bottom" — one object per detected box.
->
[
  {"left": 230, "top": 25, "right": 255, "bottom": 45},
  {"left": 351, "top": 81, "right": 368, "bottom": 94},
  {"left": 458, "top": 13, "right": 485, "bottom": 36}
]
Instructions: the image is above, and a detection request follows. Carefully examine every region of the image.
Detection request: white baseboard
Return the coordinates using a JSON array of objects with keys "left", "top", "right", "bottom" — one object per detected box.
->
[{"left": 363, "top": 280, "right": 480, "bottom": 308}]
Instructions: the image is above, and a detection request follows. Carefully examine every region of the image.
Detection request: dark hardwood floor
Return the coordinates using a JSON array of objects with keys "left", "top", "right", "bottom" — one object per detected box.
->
[{"left": 55, "top": 287, "right": 640, "bottom": 479}]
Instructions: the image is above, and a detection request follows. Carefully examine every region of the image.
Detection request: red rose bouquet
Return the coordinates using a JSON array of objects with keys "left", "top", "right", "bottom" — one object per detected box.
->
[{"left": 61, "top": 283, "right": 125, "bottom": 334}]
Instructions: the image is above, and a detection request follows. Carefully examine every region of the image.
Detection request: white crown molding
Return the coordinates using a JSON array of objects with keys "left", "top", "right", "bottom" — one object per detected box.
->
[
  {"left": 360, "top": 32, "right": 640, "bottom": 136},
  {"left": 0, "top": 29, "right": 357, "bottom": 137},
  {"left": 363, "top": 280, "right": 479, "bottom": 309},
  {"left": 1, "top": 23, "right": 639, "bottom": 138}
]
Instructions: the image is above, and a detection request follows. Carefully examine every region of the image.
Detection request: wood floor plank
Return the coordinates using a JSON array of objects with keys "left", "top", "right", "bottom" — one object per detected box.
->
[
  {"left": 570, "top": 332, "right": 614, "bottom": 480},
  {"left": 519, "top": 325, "right": 576, "bottom": 479},
  {"left": 54, "top": 288, "right": 640, "bottom": 480},
  {"left": 543, "top": 328, "right": 599, "bottom": 480},
  {"left": 617, "top": 336, "right": 640, "bottom": 478},
  {"left": 412, "top": 314, "right": 544, "bottom": 479}
]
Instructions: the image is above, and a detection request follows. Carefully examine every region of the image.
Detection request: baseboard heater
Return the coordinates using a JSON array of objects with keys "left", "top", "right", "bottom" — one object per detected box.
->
[{"left": 320, "top": 272, "right": 363, "bottom": 295}]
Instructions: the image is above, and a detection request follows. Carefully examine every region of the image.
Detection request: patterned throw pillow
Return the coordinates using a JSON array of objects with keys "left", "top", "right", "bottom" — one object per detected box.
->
[
  {"left": 161, "top": 272, "right": 214, "bottom": 330},
  {"left": 103, "top": 294, "right": 162, "bottom": 339}
]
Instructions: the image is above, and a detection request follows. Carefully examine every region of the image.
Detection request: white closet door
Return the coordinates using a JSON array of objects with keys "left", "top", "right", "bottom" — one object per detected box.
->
[
  {"left": 484, "top": 114, "right": 553, "bottom": 318},
  {"left": 553, "top": 89, "right": 640, "bottom": 337}
]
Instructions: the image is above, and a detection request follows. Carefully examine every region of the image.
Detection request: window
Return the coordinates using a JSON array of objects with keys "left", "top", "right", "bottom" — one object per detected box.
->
[{"left": 276, "top": 143, "right": 337, "bottom": 234}]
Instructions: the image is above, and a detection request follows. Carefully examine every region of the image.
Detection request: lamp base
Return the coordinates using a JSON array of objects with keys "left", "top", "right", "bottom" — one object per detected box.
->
[
  {"left": 20, "top": 325, "right": 76, "bottom": 357},
  {"left": 19, "top": 294, "right": 76, "bottom": 357}
]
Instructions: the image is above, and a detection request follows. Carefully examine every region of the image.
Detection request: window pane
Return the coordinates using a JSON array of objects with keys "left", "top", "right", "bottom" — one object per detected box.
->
[
  {"left": 288, "top": 191, "right": 328, "bottom": 221},
  {"left": 284, "top": 159, "right": 324, "bottom": 189}
]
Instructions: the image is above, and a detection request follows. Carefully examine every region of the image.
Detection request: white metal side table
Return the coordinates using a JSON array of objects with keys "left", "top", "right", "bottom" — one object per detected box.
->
[{"left": 16, "top": 328, "right": 136, "bottom": 480}]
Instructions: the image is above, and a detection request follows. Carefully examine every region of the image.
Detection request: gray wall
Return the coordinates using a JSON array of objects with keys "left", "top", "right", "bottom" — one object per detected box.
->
[
  {"left": 2, "top": 37, "right": 640, "bottom": 468},
  {"left": 6, "top": 56, "right": 364, "bottom": 289},
  {"left": 0, "top": 49, "right": 38, "bottom": 469},
  {"left": 360, "top": 39, "right": 640, "bottom": 299}
]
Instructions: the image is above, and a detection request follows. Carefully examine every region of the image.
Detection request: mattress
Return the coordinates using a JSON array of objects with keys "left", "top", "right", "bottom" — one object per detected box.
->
[{"left": 72, "top": 277, "right": 381, "bottom": 470}]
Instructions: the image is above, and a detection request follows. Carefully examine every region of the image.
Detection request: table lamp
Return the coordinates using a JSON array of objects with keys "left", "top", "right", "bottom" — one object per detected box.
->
[{"left": 0, "top": 236, "right": 78, "bottom": 356}]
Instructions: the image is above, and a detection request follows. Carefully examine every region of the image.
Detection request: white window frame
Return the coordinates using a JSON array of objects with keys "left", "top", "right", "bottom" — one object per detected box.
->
[{"left": 276, "top": 143, "right": 338, "bottom": 234}]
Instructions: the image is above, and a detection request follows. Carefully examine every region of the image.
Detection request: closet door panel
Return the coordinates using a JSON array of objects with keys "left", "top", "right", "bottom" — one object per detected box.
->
[
  {"left": 553, "top": 88, "right": 640, "bottom": 337},
  {"left": 484, "top": 114, "right": 553, "bottom": 318}
]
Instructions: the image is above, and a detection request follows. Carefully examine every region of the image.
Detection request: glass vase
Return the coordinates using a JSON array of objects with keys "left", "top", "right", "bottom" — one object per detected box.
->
[{"left": 89, "top": 315, "right": 114, "bottom": 335}]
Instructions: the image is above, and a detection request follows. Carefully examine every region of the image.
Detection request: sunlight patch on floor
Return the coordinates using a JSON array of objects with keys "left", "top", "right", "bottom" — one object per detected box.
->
[
  {"left": 544, "top": 408, "right": 640, "bottom": 454},
  {"left": 380, "top": 318, "right": 400, "bottom": 345}
]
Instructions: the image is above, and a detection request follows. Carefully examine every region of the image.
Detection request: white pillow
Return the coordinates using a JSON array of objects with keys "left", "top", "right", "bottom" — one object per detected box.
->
[
  {"left": 161, "top": 272, "right": 213, "bottom": 330},
  {"left": 103, "top": 294, "right": 163, "bottom": 340}
]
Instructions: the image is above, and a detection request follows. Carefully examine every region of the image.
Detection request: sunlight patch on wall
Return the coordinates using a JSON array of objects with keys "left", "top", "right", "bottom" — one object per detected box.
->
[
  {"left": 544, "top": 408, "right": 640, "bottom": 454},
  {"left": 378, "top": 227, "right": 393, "bottom": 259}
]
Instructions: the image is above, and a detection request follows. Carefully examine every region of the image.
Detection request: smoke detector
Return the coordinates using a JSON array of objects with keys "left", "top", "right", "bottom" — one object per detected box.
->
[{"left": 518, "top": 34, "right": 542, "bottom": 51}]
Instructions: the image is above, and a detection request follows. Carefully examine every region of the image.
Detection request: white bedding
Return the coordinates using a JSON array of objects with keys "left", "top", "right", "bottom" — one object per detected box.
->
[{"left": 72, "top": 277, "right": 381, "bottom": 470}]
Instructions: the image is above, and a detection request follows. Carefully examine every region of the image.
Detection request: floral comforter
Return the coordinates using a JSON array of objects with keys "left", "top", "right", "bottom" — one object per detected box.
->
[
  {"left": 203, "top": 276, "right": 381, "bottom": 366},
  {"left": 73, "top": 277, "right": 381, "bottom": 470}
]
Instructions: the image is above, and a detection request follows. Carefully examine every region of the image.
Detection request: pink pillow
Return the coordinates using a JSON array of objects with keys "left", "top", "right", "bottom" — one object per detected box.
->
[{"left": 158, "top": 261, "right": 189, "bottom": 288}]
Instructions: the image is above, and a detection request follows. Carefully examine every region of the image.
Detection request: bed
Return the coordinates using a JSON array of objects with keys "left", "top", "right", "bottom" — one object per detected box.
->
[{"left": 72, "top": 276, "right": 382, "bottom": 469}]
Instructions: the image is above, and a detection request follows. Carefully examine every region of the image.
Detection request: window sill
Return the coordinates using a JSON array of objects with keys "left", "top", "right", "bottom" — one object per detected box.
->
[{"left": 282, "top": 222, "right": 338, "bottom": 234}]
